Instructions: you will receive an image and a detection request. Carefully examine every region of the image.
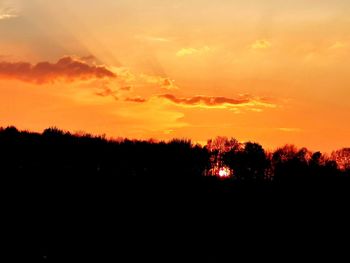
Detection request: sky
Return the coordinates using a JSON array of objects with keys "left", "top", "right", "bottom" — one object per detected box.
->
[{"left": 0, "top": 0, "right": 349, "bottom": 152}]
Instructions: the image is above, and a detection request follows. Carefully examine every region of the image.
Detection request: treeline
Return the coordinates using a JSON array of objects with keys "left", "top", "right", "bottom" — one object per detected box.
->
[
  {"left": 0, "top": 126, "right": 208, "bottom": 180},
  {"left": 207, "top": 136, "right": 350, "bottom": 182},
  {"left": 0, "top": 126, "right": 349, "bottom": 184},
  {"left": 1, "top": 126, "right": 350, "bottom": 261}
]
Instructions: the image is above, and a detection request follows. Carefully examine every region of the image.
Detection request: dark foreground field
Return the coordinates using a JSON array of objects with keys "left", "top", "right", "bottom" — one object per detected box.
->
[{"left": 1, "top": 127, "right": 350, "bottom": 261}]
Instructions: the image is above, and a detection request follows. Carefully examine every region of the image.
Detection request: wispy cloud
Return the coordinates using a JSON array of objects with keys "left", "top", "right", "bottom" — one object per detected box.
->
[
  {"left": 329, "top": 41, "right": 347, "bottom": 50},
  {"left": 251, "top": 39, "right": 271, "bottom": 50},
  {"left": 125, "top": 97, "right": 147, "bottom": 103},
  {"left": 95, "top": 87, "right": 118, "bottom": 100},
  {"left": 0, "top": 56, "right": 116, "bottom": 84},
  {"left": 135, "top": 35, "right": 171, "bottom": 43},
  {"left": 120, "top": 86, "right": 132, "bottom": 91},
  {"left": 114, "top": 93, "right": 276, "bottom": 113},
  {"left": 176, "top": 46, "right": 211, "bottom": 57},
  {"left": 0, "top": 7, "right": 19, "bottom": 20},
  {"left": 139, "top": 74, "right": 179, "bottom": 90},
  {"left": 158, "top": 94, "right": 276, "bottom": 110},
  {"left": 111, "top": 67, "right": 179, "bottom": 91}
]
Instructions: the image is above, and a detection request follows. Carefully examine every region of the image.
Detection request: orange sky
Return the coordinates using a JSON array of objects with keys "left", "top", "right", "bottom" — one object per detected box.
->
[{"left": 0, "top": 0, "right": 349, "bottom": 152}]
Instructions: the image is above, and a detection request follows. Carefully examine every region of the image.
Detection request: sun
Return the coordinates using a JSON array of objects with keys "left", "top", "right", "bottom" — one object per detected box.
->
[{"left": 218, "top": 167, "right": 231, "bottom": 178}]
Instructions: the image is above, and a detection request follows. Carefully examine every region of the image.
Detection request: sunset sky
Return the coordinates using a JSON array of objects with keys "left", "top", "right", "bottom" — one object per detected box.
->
[{"left": 0, "top": 0, "right": 349, "bottom": 152}]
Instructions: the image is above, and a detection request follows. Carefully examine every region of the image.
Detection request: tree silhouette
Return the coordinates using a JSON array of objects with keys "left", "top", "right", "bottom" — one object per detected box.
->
[
  {"left": 331, "top": 148, "right": 350, "bottom": 171},
  {"left": 224, "top": 142, "right": 268, "bottom": 181},
  {"left": 206, "top": 137, "right": 241, "bottom": 176},
  {"left": 0, "top": 126, "right": 349, "bottom": 261}
]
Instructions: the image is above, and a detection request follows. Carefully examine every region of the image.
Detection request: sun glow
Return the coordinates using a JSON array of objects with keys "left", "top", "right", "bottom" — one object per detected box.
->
[
  {"left": 0, "top": 1, "right": 349, "bottom": 152},
  {"left": 218, "top": 167, "right": 231, "bottom": 178}
]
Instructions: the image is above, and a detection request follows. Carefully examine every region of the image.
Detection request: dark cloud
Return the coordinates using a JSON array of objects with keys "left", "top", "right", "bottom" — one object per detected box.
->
[
  {"left": 158, "top": 94, "right": 251, "bottom": 107},
  {"left": 80, "top": 55, "right": 96, "bottom": 61},
  {"left": 0, "top": 56, "right": 116, "bottom": 84},
  {"left": 120, "top": 86, "right": 132, "bottom": 91},
  {"left": 95, "top": 87, "right": 118, "bottom": 100},
  {"left": 125, "top": 97, "right": 147, "bottom": 103}
]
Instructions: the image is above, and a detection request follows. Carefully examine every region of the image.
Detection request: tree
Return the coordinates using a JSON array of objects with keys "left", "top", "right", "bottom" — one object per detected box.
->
[
  {"left": 272, "top": 145, "right": 307, "bottom": 182},
  {"left": 206, "top": 136, "right": 242, "bottom": 154},
  {"left": 43, "top": 127, "right": 65, "bottom": 137},
  {"left": 206, "top": 137, "right": 241, "bottom": 177},
  {"left": 331, "top": 148, "right": 350, "bottom": 171},
  {"left": 3, "top": 126, "right": 19, "bottom": 136},
  {"left": 224, "top": 142, "right": 268, "bottom": 181}
]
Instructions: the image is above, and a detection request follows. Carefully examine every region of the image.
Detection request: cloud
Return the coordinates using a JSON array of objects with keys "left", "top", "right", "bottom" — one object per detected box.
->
[
  {"left": 135, "top": 35, "right": 171, "bottom": 43},
  {"left": 251, "top": 40, "right": 271, "bottom": 50},
  {"left": 125, "top": 97, "right": 147, "bottom": 103},
  {"left": 0, "top": 13, "right": 16, "bottom": 20},
  {"left": 120, "top": 86, "right": 132, "bottom": 91},
  {"left": 111, "top": 68, "right": 179, "bottom": 91},
  {"left": 158, "top": 94, "right": 276, "bottom": 109},
  {"left": 95, "top": 87, "right": 118, "bottom": 100},
  {"left": 176, "top": 46, "right": 211, "bottom": 57},
  {"left": 139, "top": 74, "right": 178, "bottom": 90},
  {"left": 329, "top": 42, "right": 346, "bottom": 50},
  {"left": 159, "top": 94, "right": 248, "bottom": 106},
  {"left": 160, "top": 78, "right": 178, "bottom": 90},
  {"left": 0, "top": 56, "right": 116, "bottom": 84},
  {"left": 0, "top": 7, "right": 19, "bottom": 20},
  {"left": 80, "top": 55, "right": 97, "bottom": 62}
]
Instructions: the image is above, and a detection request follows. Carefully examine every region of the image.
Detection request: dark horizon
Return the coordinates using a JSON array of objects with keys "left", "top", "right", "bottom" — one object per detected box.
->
[
  {"left": 2, "top": 125, "right": 349, "bottom": 156},
  {"left": 1, "top": 125, "right": 350, "bottom": 261},
  {"left": 1, "top": 125, "right": 349, "bottom": 182}
]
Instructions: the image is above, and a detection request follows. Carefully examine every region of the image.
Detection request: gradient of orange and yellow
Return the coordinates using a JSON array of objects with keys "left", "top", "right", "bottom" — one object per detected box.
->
[{"left": 0, "top": 0, "right": 349, "bottom": 152}]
